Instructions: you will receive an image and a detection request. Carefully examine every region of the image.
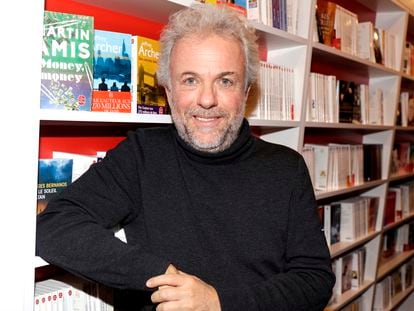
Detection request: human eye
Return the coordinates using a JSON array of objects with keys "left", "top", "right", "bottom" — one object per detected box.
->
[
  {"left": 181, "top": 76, "right": 198, "bottom": 87},
  {"left": 218, "top": 77, "right": 234, "bottom": 88}
]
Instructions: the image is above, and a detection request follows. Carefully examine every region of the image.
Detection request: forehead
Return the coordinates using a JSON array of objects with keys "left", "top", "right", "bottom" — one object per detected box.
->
[{"left": 170, "top": 34, "right": 245, "bottom": 73}]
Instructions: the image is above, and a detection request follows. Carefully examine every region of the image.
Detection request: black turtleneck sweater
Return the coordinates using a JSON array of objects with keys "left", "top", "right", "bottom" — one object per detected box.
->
[{"left": 36, "top": 120, "right": 335, "bottom": 310}]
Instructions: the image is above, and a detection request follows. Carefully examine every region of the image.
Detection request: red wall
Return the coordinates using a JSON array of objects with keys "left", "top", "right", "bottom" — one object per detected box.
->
[
  {"left": 39, "top": 0, "right": 166, "bottom": 158},
  {"left": 45, "top": 0, "right": 164, "bottom": 39}
]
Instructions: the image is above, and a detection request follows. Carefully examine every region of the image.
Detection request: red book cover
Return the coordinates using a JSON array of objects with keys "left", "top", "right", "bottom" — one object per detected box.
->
[{"left": 384, "top": 191, "right": 396, "bottom": 227}]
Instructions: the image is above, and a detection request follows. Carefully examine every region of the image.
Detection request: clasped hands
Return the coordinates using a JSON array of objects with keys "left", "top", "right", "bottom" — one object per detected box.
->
[{"left": 146, "top": 264, "right": 221, "bottom": 311}]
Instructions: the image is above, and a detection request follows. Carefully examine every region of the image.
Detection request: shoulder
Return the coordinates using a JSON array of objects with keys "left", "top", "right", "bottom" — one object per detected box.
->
[
  {"left": 254, "top": 137, "right": 304, "bottom": 164},
  {"left": 105, "top": 125, "right": 174, "bottom": 161}
]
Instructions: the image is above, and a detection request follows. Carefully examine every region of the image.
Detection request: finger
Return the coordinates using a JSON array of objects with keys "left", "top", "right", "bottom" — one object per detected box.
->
[
  {"left": 146, "top": 273, "right": 185, "bottom": 289},
  {"left": 151, "top": 286, "right": 183, "bottom": 304},
  {"left": 156, "top": 300, "right": 184, "bottom": 311},
  {"left": 166, "top": 264, "right": 179, "bottom": 274}
]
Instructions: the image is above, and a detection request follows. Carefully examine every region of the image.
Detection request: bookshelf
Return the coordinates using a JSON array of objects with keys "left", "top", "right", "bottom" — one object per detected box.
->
[{"left": 13, "top": 0, "right": 414, "bottom": 309}]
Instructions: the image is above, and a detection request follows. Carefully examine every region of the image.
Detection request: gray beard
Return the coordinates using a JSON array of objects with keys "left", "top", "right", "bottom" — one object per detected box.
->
[{"left": 171, "top": 108, "right": 245, "bottom": 153}]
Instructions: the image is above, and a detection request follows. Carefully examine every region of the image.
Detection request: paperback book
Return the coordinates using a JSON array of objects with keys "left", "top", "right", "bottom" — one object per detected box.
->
[
  {"left": 91, "top": 29, "right": 132, "bottom": 113},
  {"left": 41, "top": 11, "right": 94, "bottom": 111},
  {"left": 37, "top": 158, "right": 73, "bottom": 214},
  {"left": 131, "top": 36, "right": 168, "bottom": 114}
]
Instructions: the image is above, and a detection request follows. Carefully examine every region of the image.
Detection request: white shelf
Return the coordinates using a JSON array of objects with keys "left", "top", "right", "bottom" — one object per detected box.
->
[
  {"left": 26, "top": 1, "right": 414, "bottom": 311},
  {"left": 40, "top": 109, "right": 173, "bottom": 124}
]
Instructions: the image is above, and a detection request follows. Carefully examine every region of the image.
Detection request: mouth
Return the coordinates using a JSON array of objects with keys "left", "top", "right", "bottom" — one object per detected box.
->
[{"left": 194, "top": 116, "right": 220, "bottom": 122}]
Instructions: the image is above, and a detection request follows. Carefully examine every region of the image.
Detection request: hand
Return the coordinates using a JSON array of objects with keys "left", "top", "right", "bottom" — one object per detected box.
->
[{"left": 146, "top": 266, "right": 221, "bottom": 311}]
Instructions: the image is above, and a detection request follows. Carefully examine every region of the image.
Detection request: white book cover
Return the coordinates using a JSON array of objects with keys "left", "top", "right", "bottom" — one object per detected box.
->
[
  {"left": 400, "top": 92, "right": 409, "bottom": 127},
  {"left": 247, "top": 0, "right": 260, "bottom": 22},
  {"left": 323, "top": 204, "right": 331, "bottom": 246},
  {"left": 351, "top": 251, "right": 360, "bottom": 289},
  {"left": 357, "top": 21, "right": 374, "bottom": 61},
  {"left": 305, "top": 144, "right": 330, "bottom": 191},
  {"left": 52, "top": 151, "right": 98, "bottom": 182},
  {"left": 339, "top": 198, "right": 358, "bottom": 242}
]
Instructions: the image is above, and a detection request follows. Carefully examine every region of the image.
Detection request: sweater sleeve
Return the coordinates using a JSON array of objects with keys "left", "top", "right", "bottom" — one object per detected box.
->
[
  {"left": 217, "top": 156, "right": 335, "bottom": 311},
  {"left": 35, "top": 132, "right": 170, "bottom": 290}
]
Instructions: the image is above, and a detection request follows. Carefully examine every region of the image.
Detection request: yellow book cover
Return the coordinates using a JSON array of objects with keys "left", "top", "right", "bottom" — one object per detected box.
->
[{"left": 132, "top": 36, "right": 168, "bottom": 114}]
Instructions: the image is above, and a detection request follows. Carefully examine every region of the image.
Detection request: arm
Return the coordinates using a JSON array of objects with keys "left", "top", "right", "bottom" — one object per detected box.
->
[
  {"left": 36, "top": 133, "right": 170, "bottom": 290},
  {"left": 145, "top": 156, "right": 334, "bottom": 311}
]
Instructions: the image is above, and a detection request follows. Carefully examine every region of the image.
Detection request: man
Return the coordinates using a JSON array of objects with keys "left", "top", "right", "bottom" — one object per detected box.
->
[{"left": 36, "top": 4, "right": 335, "bottom": 310}]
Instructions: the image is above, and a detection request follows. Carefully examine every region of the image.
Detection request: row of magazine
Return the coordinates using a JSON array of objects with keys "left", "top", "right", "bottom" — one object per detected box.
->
[
  {"left": 374, "top": 254, "right": 414, "bottom": 310},
  {"left": 318, "top": 196, "right": 380, "bottom": 247},
  {"left": 42, "top": 10, "right": 299, "bottom": 121},
  {"left": 35, "top": 275, "right": 113, "bottom": 311},
  {"left": 384, "top": 181, "right": 414, "bottom": 228},
  {"left": 314, "top": 0, "right": 397, "bottom": 70},
  {"left": 196, "top": 0, "right": 303, "bottom": 35},
  {"left": 307, "top": 73, "right": 386, "bottom": 125},
  {"left": 302, "top": 143, "right": 382, "bottom": 193},
  {"left": 41, "top": 10, "right": 167, "bottom": 114}
]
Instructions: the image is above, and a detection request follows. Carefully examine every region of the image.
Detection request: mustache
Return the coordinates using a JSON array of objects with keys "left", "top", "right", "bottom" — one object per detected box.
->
[{"left": 185, "top": 107, "right": 229, "bottom": 118}]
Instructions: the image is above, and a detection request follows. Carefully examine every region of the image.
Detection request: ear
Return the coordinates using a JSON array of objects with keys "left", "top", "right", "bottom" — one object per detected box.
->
[
  {"left": 244, "top": 85, "right": 251, "bottom": 100},
  {"left": 164, "top": 85, "right": 173, "bottom": 104}
]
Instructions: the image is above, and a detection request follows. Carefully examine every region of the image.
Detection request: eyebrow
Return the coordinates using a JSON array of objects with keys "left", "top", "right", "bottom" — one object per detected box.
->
[{"left": 179, "top": 71, "right": 237, "bottom": 77}]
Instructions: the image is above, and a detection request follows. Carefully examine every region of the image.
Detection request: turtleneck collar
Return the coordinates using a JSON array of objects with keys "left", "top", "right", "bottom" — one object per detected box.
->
[{"left": 172, "top": 118, "right": 255, "bottom": 164}]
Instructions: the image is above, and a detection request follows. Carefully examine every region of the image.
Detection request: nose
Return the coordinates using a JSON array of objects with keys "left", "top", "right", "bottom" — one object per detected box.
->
[{"left": 198, "top": 83, "right": 217, "bottom": 109}]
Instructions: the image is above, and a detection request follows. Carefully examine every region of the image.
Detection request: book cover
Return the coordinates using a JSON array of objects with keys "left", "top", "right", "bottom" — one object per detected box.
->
[
  {"left": 315, "top": 0, "right": 336, "bottom": 46},
  {"left": 338, "top": 80, "right": 356, "bottom": 123},
  {"left": 91, "top": 29, "right": 132, "bottom": 113},
  {"left": 41, "top": 11, "right": 94, "bottom": 111},
  {"left": 363, "top": 144, "right": 382, "bottom": 182},
  {"left": 330, "top": 203, "right": 341, "bottom": 245},
  {"left": 373, "top": 27, "right": 384, "bottom": 65},
  {"left": 408, "top": 96, "right": 414, "bottom": 126},
  {"left": 339, "top": 199, "right": 358, "bottom": 242},
  {"left": 367, "top": 196, "right": 379, "bottom": 233},
  {"left": 37, "top": 158, "right": 73, "bottom": 214},
  {"left": 384, "top": 190, "right": 397, "bottom": 227},
  {"left": 341, "top": 253, "right": 353, "bottom": 293},
  {"left": 131, "top": 36, "right": 168, "bottom": 114},
  {"left": 218, "top": 0, "right": 247, "bottom": 16}
]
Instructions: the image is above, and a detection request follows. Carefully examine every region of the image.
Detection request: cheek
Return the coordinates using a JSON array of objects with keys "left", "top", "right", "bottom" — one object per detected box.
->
[
  {"left": 217, "top": 92, "right": 245, "bottom": 113},
  {"left": 171, "top": 90, "right": 197, "bottom": 112}
]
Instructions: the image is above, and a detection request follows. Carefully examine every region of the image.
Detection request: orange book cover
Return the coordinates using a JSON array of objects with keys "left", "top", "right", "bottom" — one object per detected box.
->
[{"left": 132, "top": 36, "right": 168, "bottom": 114}]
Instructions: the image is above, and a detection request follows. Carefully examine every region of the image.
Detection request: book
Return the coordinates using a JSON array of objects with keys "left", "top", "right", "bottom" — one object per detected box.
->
[
  {"left": 357, "top": 21, "right": 375, "bottom": 61},
  {"left": 315, "top": 0, "right": 337, "bottom": 46},
  {"left": 35, "top": 275, "right": 114, "bottom": 311},
  {"left": 373, "top": 27, "right": 384, "bottom": 65},
  {"left": 363, "top": 144, "right": 382, "bottom": 182},
  {"left": 41, "top": 11, "right": 94, "bottom": 111},
  {"left": 37, "top": 158, "right": 73, "bottom": 214},
  {"left": 52, "top": 151, "right": 100, "bottom": 181},
  {"left": 91, "top": 29, "right": 132, "bottom": 113},
  {"left": 330, "top": 203, "right": 341, "bottom": 245},
  {"left": 366, "top": 196, "right": 380, "bottom": 233},
  {"left": 341, "top": 253, "right": 353, "bottom": 293},
  {"left": 338, "top": 80, "right": 356, "bottom": 123},
  {"left": 382, "top": 228, "right": 397, "bottom": 258},
  {"left": 408, "top": 96, "right": 414, "bottom": 126},
  {"left": 384, "top": 190, "right": 397, "bottom": 227},
  {"left": 131, "top": 36, "right": 168, "bottom": 114}
]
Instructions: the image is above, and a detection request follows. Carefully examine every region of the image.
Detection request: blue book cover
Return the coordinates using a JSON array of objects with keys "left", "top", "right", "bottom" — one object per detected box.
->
[
  {"left": 92, "top": 29, "right": 132, "bottom": 112},
  {"left": 40, "top": 11, "right": 94, "bottom": 111},
  {"left": 37, "top": 158, "right": 73, "bottom": 214}
]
